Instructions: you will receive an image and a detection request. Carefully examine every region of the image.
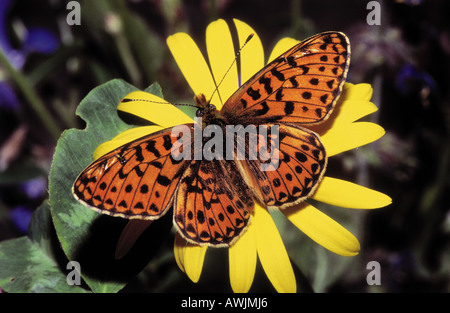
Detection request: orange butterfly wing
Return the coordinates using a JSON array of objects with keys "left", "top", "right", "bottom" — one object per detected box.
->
[
  {"left": 73, "top": 127, "right": 191, "bottom": 220},
  {"left": 73, "top": 124, "right": 254, "bottom": 247},
  {"left": 236, "top": 123, "right": 327, "bottom": 209},
  {"left": 174, "top": 159, "right": 253, "bottom": 246},
  {"left": 221, "top": 32, "right": 350, "bottom": 125},
  {"left": 221, "top": 32, "right": 350, "bottom": 209}
]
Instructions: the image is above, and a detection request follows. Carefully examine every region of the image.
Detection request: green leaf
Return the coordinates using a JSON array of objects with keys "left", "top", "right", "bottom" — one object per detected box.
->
[
  {"left": 48, "top": 79, "right": 172, "bottom": 293},
  {"left": 0, "top": 202, "right": 87, "bottom": 293}
]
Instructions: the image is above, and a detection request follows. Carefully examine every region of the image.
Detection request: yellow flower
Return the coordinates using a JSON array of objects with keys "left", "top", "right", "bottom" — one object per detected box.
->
[{"left": 95, "top": 19, "right": 392, "bottom": 293}]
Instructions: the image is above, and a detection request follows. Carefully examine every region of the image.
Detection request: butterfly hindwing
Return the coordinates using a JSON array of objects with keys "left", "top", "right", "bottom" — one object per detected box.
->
[
  {"left": 221, "top": 32, "right": 350, "bottom": 126},
  {"left": 174, "top": 159, "right": 253, "bottom": 246},
  {"left": 236, "top": 123, "right": 327, "bottom": 209},
  {"left": 73, "top": 127, "right": 192, "bottom": 219}
]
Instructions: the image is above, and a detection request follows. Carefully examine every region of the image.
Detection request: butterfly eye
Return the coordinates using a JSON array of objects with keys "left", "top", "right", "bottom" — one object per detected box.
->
[
  {"left": 207, "top": 104, "right": 216, "bottom": 111},
  {"left": 196, "top": 109, "right": 203, "bottom": 117}
]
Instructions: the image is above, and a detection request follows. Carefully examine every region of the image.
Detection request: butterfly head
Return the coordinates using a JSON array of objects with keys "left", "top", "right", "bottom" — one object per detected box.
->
[{"left": 194, "top": 93, "right": 223, "bottom": 128}]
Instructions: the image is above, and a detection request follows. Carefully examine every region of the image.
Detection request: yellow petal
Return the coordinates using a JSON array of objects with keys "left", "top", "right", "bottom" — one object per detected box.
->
[
  {"left": 183, "top": 243, "right": 208, "bottom": 283},
  {"left": 332, "top": 83, "right": 377, "bottom": 125},
  {"left": 310, "top": 84, "right": 378, "bottom": 136},
  {"left": 167, "top": 32, "right": 216, "bottom": 99},
  {"left": 233, "top": 19, "right": 265, "bottom": 84},
  {"left": 174, "top": 234, "right": 186, "bottom": 273},
  {"left": 342, "top": 83, "right": 373, "bottom": 101},
  {"left": 229, "top": 221, "right": 257, "bottom": 293},
  {"left": 321, "top": 122, "right": 385, "bottom": 157},
  {"left": 93, "top": 125, "right": 163, "bottom": 160},
  {"left": 268, "top": 37, "right": 299, "bottom": 63},
  {"left": 334, "top": 100, "right": 378, "bottom": 125},
  {"left": 118, "top": 91, "right": 193, "bottom": 127},
  {"left": 254, "top": 204, "right": 296, "bottom": 293},
  {"left": 284, "top": 203, "right": 361, "bottom": 256},
  {"left": 173, "top": 234, "right": 208, "bottom": 283},
  {"left": 313, "top": 176, "right": 392, "bottom": 209},
  {"left": 206, "top": 19, "right": 238, "bottom": 108}
]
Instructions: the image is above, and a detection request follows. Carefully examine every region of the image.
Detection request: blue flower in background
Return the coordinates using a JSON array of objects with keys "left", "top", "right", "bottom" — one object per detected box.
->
[
  {"left": 20, "top": 177, "right": 47, "bottom": 200},
  {"left": 2, "top": 178, "right": 46, "bottom": 235},
  {"left": 0, "top": 82, "right": 20, "bottom": 111},
  {"left": 0, "top": 0, "right": 59, "bottom": 69},
  {"left": 0, "top": 0, "right": 60, "bottom": 113},
  {"left": 10, "top": 205, "right": 33, "bottom": 233},
  {"left": 396, "top": 64, "right": 436, "bottom": 95},
  {"left": 22, "top": 27, "right": 59, "bottom": 55}
]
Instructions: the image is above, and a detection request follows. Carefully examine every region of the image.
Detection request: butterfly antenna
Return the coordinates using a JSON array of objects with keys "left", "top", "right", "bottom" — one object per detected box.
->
[
  {"left": 208, "top": 33, "right": 254, "bottom": 105},
  {"left": 173, "top": 103, "right": 198, "bottom": 108},
  {"left": 122, "top": 98, "right": 197, "bottom": 108}
]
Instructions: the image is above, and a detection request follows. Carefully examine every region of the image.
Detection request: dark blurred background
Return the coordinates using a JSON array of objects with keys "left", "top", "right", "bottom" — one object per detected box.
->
[{"left": 0, "top": 0, "right": 449, "bottom": 292}]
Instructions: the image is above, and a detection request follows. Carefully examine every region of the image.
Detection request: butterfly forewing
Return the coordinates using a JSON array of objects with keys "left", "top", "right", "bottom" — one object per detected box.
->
[
  {"left": 73, "top": 127, "right": 192, "bottom": 219},
  {"left": 221, "top": 32, "right": 350, "bottom": 126}
]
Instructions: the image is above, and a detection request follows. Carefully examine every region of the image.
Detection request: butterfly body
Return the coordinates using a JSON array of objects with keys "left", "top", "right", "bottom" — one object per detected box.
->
[{"left": 73, "top": 31, "right": 350, "bottom": 247}]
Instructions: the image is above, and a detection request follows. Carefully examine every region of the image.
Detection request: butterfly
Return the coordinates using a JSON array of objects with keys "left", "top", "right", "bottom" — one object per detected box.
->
[{"left": 73, "top": 32, "right": 350, "bottom": 247}]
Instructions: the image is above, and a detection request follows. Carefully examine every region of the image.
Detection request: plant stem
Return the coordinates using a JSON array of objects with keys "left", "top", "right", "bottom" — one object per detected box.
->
[
  {"left": 114, "top": 31, "right": 142, "bottom": 87},
  {"left": 0, "top": 49, "right": 61, "bottom": 140}
]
